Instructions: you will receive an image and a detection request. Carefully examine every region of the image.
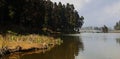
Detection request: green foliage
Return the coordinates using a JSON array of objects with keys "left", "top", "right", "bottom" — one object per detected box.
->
[{"left": 0, "top": 0, "right": 84, "bottom": 34}]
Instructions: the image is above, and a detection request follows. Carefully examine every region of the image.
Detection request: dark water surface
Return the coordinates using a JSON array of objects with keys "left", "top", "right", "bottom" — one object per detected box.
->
[{"left": 2, "top": 33, "right": 120, "bottom": 59}]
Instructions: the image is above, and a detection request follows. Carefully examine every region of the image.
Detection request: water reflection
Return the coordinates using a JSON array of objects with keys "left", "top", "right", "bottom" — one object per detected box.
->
[
  {"left": 60, "top": 36, "right": 84, "bottom": 56},
  {"left": 77, "top": 33, "right": 120, "bottom": 59},
  {"left": 1, "top": 36, "right": 84, "bottom": 59},
  {"left": 116, "top": 38, "right": 120, "bottom": 45}
]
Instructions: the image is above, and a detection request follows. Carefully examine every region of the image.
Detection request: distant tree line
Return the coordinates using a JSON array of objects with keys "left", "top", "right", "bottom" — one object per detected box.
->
[
  {"left": 102, "top": 25, "right": 108, "bottom": 33},
  {"left": 94, "top": 25, "right": 108, "bottom": 33},
  {"left": 114, "top": 21, "right": 120, "bottom": 30},
  {"left": 0, "top": 0, "right": 84, "bottom": 34}
]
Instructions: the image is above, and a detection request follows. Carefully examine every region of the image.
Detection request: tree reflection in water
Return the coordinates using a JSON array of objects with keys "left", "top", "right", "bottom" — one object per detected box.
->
[
  {"left": 116, "top": 38, "right": 120, "bottom": 45},
  {"left": 1, "top": 36, "right": 84, "bottom": 59}
]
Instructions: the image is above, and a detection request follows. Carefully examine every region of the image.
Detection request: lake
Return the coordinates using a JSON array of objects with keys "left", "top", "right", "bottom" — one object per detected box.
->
[{"left": 2, "top": 33, "right": 120, "bottom": 59}]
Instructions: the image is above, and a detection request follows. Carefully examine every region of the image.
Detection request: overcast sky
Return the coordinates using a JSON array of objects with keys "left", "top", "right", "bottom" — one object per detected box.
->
[{"left": 51, "top": 0, "right": 120, "bottom": 28}]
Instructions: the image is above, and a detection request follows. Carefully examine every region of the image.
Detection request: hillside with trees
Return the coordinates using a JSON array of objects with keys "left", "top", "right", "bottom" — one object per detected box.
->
[{"left": 0, "top": 0, "right": 84, "bottom": 34}]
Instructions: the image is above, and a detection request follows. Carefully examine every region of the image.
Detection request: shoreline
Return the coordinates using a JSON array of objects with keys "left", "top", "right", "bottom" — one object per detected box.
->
[{"left": 0, "top": 34, "right": 62, "bottom": 57}]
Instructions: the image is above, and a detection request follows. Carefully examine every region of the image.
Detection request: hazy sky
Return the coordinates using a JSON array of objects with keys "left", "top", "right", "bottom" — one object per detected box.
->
[{"left": 51, "top": 0, "right": 120, "bottom": 28}]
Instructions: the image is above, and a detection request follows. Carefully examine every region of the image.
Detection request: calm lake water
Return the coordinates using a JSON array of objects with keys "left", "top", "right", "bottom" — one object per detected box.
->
[{"left": 2, "top": 33, "right": 120, "bottom": 59}]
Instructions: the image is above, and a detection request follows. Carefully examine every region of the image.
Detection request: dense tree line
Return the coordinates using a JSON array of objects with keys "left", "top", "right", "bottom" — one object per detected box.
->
[
  {"left": 114, "top": 21, "right": 120, "bottom": 30},
  {"left": 0, "top": 0, "right": 84, "bottom": 34}
]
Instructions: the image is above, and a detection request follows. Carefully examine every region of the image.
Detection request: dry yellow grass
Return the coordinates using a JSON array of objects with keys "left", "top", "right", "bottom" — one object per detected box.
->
[{"left": 0, "top": 34, "right": 62, "bottom": 51}]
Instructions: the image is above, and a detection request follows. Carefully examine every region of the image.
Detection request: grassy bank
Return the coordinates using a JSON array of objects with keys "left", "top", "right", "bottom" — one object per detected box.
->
[{"left": 0, "top": 34, "right": 62, "bottom": 56}]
